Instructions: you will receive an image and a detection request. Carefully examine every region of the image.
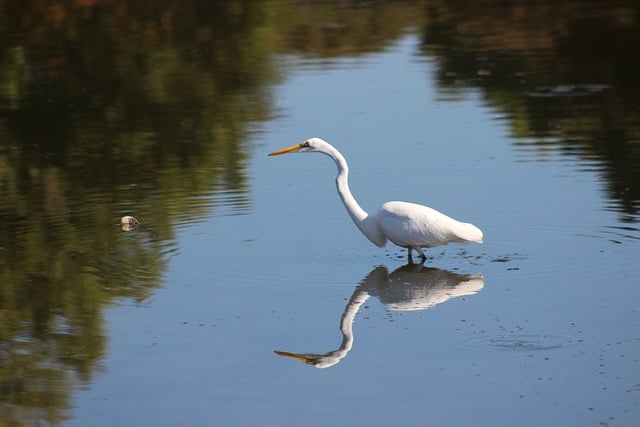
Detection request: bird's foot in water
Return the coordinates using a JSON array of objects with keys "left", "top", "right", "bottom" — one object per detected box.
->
[{"left": 408, "top": 248, "right": 427, "bottom": 265}]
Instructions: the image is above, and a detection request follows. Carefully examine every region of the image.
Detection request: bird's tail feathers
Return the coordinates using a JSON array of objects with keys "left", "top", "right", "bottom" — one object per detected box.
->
[{"left": 457, "top": 222, "right": 483, "bottom": 243}]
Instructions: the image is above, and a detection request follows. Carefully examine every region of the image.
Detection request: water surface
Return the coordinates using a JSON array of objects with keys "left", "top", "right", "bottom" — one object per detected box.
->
[{"left": 1, "top": 1, "right": 639, "bottom": 426}]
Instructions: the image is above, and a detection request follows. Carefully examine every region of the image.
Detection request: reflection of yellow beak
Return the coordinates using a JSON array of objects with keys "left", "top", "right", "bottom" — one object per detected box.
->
[
  {"left": 274, "top": 350, "right": 312, "bottom": 364},
  {"left": 268, "top": 143, "right": 301, "bottom": 156}
]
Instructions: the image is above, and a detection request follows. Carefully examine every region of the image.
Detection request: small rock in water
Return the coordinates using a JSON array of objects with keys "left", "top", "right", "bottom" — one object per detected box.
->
[{"left": 120, "top": 215, "right": 140, "bottom": 231}]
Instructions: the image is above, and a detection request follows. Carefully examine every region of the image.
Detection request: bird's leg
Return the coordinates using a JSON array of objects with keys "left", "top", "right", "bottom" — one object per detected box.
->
[{"left": 407, "top": 247, "right": 426, "bottom": 264}]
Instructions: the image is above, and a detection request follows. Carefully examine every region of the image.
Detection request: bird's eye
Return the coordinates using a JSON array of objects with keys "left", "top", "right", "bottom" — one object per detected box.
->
[{"left": 300, "top": 141, "right": 310, "bottom": 148}]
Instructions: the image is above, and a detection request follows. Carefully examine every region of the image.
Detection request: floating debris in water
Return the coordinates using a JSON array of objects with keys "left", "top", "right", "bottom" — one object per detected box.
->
[{"left": 120, "top": 215, "right": 140, "bottom": 231}]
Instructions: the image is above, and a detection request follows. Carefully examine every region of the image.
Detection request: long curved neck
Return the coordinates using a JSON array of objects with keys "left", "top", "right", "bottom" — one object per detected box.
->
[
  {"left": 324, "top": 145, "right": 386, "bottom": 247},
  {"left": 331, "top": 149, "right": 368, "bottom": 223}
]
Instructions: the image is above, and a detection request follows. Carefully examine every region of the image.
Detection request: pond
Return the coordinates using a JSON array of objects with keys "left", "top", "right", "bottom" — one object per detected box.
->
[{"left": 1, "top": 1, "right": 639, "bottom": 426}]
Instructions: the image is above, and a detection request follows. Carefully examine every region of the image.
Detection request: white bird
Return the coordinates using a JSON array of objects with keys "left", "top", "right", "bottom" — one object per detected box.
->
[{"left": 268, "top": 137, "right": 483, "bottom": 261}]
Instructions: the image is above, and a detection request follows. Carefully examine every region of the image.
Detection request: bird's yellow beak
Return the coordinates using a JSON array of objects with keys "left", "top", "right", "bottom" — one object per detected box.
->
[
  {"left": 268, "top": 143, "right": 303, "bottom": 156},
  {"left": 274, "top": 350, "right": 312, "bottom": 364}
]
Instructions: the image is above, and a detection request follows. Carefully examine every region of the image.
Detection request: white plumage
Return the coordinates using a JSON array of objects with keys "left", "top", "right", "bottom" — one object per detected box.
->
[{"left": 269, "top": 137, "right": 483, "bottom": 260}]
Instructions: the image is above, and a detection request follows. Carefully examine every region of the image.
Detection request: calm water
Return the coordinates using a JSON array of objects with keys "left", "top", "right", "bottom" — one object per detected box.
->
[{"left": 1, "top": 1, "right": 639, "bottom": 426}]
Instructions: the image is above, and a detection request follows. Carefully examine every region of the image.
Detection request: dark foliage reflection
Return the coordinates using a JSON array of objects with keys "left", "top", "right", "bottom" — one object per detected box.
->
[
  {"left": 0, "top": 1, "right": 275, "bottom": 424},
  {"left": 420, "top": 0, "right": 640, "bottom": 221}
]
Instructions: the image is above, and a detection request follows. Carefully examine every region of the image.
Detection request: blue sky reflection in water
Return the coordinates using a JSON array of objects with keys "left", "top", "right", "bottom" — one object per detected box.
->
[{"left": 65, "top": 32, "right": 640, "bottom": 426}]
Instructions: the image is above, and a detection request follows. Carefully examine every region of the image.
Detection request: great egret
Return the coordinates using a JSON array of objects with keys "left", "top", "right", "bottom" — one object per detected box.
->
[{"left": 268, "top": 138, "right": 483, "bottom": 260}]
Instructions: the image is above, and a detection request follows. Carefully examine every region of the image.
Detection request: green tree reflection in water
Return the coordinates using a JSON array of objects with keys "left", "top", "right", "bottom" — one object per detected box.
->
[
  {"left": 419, "top": 0, "right": 640, "bottom": 222},
  {"left": 0, "top": 1, "right": 278, "bottom": 424}
]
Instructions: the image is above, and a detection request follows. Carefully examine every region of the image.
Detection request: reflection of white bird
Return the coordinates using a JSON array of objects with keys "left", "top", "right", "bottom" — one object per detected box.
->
[
  {"left": 275, "top": 281, "right": 368, "bottom": 369},
  {"left": 269, "top": 138, "right": 483, "bottom": 260},
  {"left": 275, "top": 264, "right": 484, "bottom": 368}
]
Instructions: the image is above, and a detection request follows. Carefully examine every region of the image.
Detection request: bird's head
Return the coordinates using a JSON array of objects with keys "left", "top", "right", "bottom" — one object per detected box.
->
[{"left": 268, "top": 137, "right": 328, "bottom": 156}]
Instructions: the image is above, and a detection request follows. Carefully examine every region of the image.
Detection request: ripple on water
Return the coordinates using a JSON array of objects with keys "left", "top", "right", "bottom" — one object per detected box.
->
[
  {"left": 471, "top": 218, "right": 639, "bottom": 281},
  {"left": 186, "top": 208, "right": 638, "bottom": 287},
  {"left": 527, "top": 83, "right": 610, "bottom": 98},
  {"left": 462, "top": 333, "right": 579, "bottom": 353}
]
